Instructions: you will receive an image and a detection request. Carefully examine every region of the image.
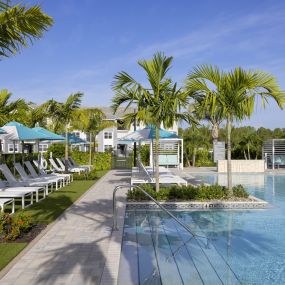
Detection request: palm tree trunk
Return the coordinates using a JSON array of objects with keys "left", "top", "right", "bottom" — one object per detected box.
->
[
  {"left": 155, "top": 126, "right": 160, "bottom": 192},
  {"left": 89, "top": 132, "right": 92, "bottom": 166},
  {"left": 64, "top": 125, "right": 69, "bottom": 173},
  {"left": 92, "top": 134, "right": 97, "bottom": 164},
  {"left": 248, "top": 145, "right": 251, "bottom": 160},
  {"left": 212, "top": 122, "right": 219, "bottom": 144},
  {"left": 227, "top": 115, "right": 233, "bottom": 195},
  {"left": 192, "top": 148, "right": 196, "bottom": 167}
]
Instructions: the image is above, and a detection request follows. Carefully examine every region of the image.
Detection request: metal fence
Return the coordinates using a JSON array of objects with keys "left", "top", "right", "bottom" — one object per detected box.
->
[{"left": 263, "top": 139, "right": 285, "bottom": 169}]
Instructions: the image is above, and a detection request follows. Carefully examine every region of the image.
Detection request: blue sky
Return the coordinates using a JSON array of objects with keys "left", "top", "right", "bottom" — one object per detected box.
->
[{"left": 2, "top": 0, "right": 285, "bottom": 129}]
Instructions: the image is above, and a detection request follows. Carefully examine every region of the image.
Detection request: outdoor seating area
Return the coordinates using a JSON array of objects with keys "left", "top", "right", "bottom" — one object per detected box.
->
[{"left": 0, "top": 160, "right": 75, "bottom": 212}]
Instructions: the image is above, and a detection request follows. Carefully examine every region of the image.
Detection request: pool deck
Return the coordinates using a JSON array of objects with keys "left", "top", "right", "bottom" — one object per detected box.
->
[{"left": 0, "top": 169, "right": 130, "bottom": 285}]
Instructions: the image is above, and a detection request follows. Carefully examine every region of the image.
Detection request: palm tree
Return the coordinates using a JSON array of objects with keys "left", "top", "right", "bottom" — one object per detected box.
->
[
  {"left": 72, "top": 108, "right": 114, "bottom": 165},
  {"left": 112, "top": 52, "right": 192, "bottom": 192},
  {"left": 186, "top": 65, "right": 285, "bottom": 194},
  {"left": 0, "top": 89, "right": 29, "bottom": 124},
  {"left": 0, "top": 1, "right": 53, "bottom": 58},
  {"left": 46, "top": 93, "right": 83, "bottom": 172},
  {"left": 182, "top": 126, "right": 211, "bottom": 166},
  {"left": 191, "top": 95, "right": 224, "bottom": 144}
]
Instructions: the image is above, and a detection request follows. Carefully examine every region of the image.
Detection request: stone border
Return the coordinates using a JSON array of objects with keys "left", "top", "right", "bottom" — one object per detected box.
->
[{"left": 126, "top": 195, "right": 268, "bottom": 209}]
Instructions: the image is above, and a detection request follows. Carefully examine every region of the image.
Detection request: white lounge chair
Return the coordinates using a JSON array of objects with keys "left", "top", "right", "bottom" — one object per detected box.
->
[
  {"left": 0, "top": 198, "right": 15, "bottom": 214},
  {"left": 33, "top": 160, "right": 73, "bottom": 183},
  {"left": 25, "top": 161, "right": 67, "bottom": 186},
  {"left": 0, "top": 164, "right": 48, "bottom": 199},
  {"left": 69, "top": 157, "right": 92, "bottom": 171},
  {"left": 131, "top": 161, "right": 187, "bottom": 187},
  {"left": 0, "top": 181, "right": 34, "bottom": 209},
  {"left": 56, "top": 158, "right": 85, "bottom": 174},
  {"left": 14, "top": 163, "right": 56, "bottom": 193}
]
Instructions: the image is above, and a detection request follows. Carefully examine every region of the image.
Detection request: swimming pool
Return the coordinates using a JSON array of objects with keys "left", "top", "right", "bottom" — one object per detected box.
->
[{"left": 118, "top": 173, "right": 285, "bottom": 285}]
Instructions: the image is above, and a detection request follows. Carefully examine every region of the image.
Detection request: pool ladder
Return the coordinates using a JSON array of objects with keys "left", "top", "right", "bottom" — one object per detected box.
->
[
  {"left": 112, "top": 184, "right": 242, "bottom": 285},
  {"left": 113, "top": 184, "right": 197, "bottom": 236}
]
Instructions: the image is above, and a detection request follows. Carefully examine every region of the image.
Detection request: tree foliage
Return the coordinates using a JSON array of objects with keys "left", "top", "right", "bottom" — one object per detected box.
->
[{"left": 0, "top": 1, "right": 53, "bottom": 58}]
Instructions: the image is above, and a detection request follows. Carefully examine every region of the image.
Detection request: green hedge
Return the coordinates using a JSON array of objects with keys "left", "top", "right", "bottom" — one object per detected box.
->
[
  {"left": 46, "top": 144, "right": 112, "bottom": 171},
  {"left": 127, "top": 184, "right": 249, "bottom": 201}
]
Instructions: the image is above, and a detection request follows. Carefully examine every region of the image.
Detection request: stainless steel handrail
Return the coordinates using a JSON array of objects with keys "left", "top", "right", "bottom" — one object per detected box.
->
[{"left": 113, "top": 184, "right": 198, "bottom": 237}]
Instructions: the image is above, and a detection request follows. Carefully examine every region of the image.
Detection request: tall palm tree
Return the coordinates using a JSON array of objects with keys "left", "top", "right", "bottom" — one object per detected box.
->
[
  {"left": 72, "top": 108, "right": 114, "bottom": 165},
  {"left": 112, "top": 52, "right": 192, "bottom": 192},
  {"left": 46, "top": 93, "right": 83, "bottom": 172},
  {"left": 186, "top": 65, "right": 285, "bottom": 194},
  {"left": 0, "top": 1, "right": 53, "bottom": 58}
]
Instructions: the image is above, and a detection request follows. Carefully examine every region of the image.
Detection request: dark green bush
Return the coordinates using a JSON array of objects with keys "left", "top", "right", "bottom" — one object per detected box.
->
[
  {"left": 73, "top": 169, "right": 107, "bottom": 180},
  {"left": 139, "top": 144, "right": 150, "bottom": 166},
  {"left": 233, "top": 184, "right": 249, "bottom": 198},
  {"left": 47, "top": 143, "right": 65, "bottom": 158},
  {"left": 127, "top": 183, "right": 249, "bottom": 201}
]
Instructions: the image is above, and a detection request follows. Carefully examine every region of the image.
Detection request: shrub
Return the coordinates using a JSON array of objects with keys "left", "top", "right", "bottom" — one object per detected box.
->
[
  {"left": 93, "top": 152, "right": 112, "bottom": 170},
  {"left": 0, "top": 212, "right": 32, "bottom": 241},
  {"left": 127, "top": 183, "right": 249, "bottom": 201},
  {"left": 139, "top": 144, "right": 150, "bottom": 166},
  {"left": 47, "top": 144, "right": 65, "bottom": 159},
  {"left": 233, "top": 184, "right": 249, "bottom": 198},
  {"left": 73, "top": 168, "right": 107, "bottom": 180},
  {"left": 14, "top": 213, "right": 32, "bottom": 232}
]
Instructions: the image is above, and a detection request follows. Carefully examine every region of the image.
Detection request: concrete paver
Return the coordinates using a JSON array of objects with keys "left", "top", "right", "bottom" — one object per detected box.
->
[{"left": 0, "top": 170, "right": 129, "bottom": 285}]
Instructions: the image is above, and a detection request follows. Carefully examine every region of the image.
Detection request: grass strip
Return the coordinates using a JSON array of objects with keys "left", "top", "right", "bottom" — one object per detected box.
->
[{"left": 0, "top": 243, "right": 27, "bottom": 271}]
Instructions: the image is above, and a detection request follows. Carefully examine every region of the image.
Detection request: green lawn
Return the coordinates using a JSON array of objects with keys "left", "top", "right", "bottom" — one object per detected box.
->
[
  {"left": 0, "top": 170, "right": 108, "bottom": 271},
  {"left": 22, "top": 180, "right": 95, "bottom": 224},
  {"left": 0, "top": 243, "right": 27, "bottom": 271}
]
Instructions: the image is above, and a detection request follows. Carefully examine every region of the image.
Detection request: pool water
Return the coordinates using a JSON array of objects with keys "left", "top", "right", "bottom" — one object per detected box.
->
[{"left": 118, "top": 173, "right": 285, "bottom": 285}]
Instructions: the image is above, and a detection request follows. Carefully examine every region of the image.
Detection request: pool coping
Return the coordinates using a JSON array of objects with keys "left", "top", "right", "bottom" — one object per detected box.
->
[{"left": 126, "top": 195, "right": 268, "bottom": 209}]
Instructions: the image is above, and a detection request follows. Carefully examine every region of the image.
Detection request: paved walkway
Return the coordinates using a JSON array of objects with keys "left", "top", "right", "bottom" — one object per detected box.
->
[{"left": 0, "top": 170, "right": 130, "bottom": 285}]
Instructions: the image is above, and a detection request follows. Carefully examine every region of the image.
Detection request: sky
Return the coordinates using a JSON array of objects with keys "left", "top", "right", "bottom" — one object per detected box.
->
[{"left": 2, "top": 0, "right": 285, "bottom": 129}]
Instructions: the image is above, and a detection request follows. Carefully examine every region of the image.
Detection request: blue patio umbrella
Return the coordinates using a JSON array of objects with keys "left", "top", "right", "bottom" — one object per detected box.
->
[
  {"left": 67, "top": 133, "right": 88, "bottom": 144},
  {"left": 119, "top": 125, "right": 180, "bottom": 171},
  {"left": 33, "top": 127, "right": 65, "bottom": 169},
  {"left": 1, "top": 122, "right": 50, "bottom": 174},
  {"left": 119, "top": 124, "right": 179, "bottom": 143},
  {"left": 33, "top": 127, "right": 65, "bottom": 141},
  {"left": 0, "top": 128, "right": 6, "bottom": 134}
]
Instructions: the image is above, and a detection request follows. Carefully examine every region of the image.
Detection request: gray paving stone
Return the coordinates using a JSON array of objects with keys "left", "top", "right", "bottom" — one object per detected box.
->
[{"left": 0, "top": 170, "right": 129, "bottom": 285}]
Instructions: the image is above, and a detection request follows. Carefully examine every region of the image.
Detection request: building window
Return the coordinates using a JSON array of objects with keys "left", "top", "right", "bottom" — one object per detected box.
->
[
  {"left": 104, "top": 132, "right": 112, "bottom": 139},
  {"left": 104, "top": 145, "right": 113, "bottom": 152},
  {"left": 39, "top": 144, "right": 49, "bottom": 153},
  {"left": 8, "top": 144, "right": 19, "bottom": 153},
  {"left": 74, "top": 132, "right": 80, "bottom": 137}
]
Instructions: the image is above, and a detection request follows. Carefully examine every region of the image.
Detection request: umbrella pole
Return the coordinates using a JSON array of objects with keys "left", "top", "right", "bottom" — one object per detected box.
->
[
  {"left": 22, "top": 140, "right": 24, "bottom": 165},
  {"left": 37, "top": 140, "right": 41, "bottom": 173},
  {"left": 13, "top": 141, "right": 16, "bottom": 176}
]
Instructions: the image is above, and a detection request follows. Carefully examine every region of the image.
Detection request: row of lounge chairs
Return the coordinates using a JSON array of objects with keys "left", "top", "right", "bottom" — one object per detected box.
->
[
  {"left": 131, "top": 160, "right": 188, "bottom": 187},
  {"left": 48, "top": 157, "right": 92, "bottom": 174},
  {"left": 0, "top": 160, "right": 73, "bottom": 213}
]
